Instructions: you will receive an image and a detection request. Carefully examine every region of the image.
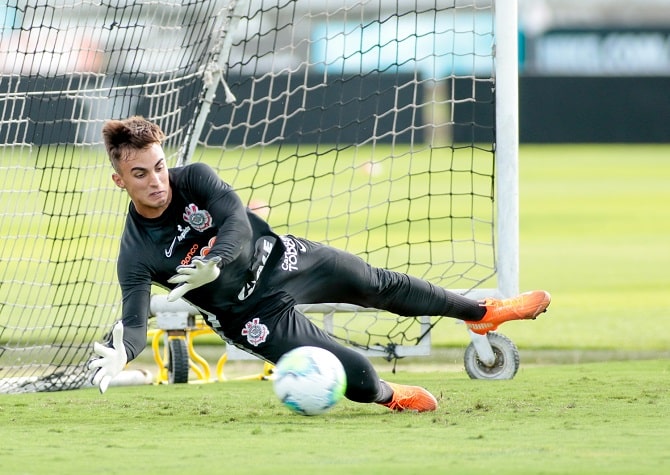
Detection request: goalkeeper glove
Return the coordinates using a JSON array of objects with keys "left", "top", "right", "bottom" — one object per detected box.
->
[
  {"left": 167, "top": 256, "right": 222, "bottom": 302},
  {"left": 89, "top": 321, "right": 127, "bottom": 394}
]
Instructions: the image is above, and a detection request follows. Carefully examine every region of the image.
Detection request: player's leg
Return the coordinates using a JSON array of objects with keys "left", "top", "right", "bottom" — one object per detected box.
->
[
  {"left": 227, "top": 300, "right": 381, "bottom": 402},
  {"left": 225, "top": 301, "right": 436, "bottom": 411},
  {"left": 274, "top": 235, "right": 550, "bottom": 331},
  {"left": 274, "top": 235, "right": 484, "bottom": 319}
]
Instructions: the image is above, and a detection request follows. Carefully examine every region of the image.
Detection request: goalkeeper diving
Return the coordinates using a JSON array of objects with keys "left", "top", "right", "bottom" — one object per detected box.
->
[{"left": 90, "top": 116, "right": 552, "bottom": 411}]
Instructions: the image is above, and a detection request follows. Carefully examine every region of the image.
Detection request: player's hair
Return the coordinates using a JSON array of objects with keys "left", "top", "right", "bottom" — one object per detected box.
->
[{"left": 102, "top": 116, "right": 166, "bottom": 171}]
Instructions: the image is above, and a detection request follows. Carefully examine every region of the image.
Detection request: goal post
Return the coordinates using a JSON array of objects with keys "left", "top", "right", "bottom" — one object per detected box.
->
[
  {"left": 494, "top": 0, "right": 521, "bottom": 299},
  {"left": 0, "top": 0, "right": 519, "bottom": 392}
]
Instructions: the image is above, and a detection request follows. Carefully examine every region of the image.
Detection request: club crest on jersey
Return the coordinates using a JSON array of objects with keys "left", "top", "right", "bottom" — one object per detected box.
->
[
  {"left": 183, "top": 204, "right": 213, "bottom": 232},
  {"left": 241, "top": 317, "right": 269, "bottom": 346}
]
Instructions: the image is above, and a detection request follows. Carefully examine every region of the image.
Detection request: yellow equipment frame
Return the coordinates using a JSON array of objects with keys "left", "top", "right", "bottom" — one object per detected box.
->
[{"left": 148, "top": 322, "right": 274, "bottom": 384}]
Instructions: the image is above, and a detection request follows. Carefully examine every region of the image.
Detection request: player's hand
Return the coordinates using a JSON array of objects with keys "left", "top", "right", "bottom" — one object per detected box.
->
[
  {"left": 89, "top": 321, "right": 127, "bottom": 394},
  {"left": 167, "top": 256, "right": 221, "bottom": 302}
]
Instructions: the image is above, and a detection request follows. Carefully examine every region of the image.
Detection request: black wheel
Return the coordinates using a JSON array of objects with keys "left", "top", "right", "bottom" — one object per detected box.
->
[
  {"left": 464, "top": 332, "right": 520, "bottom": 380},
  {"left": 167, "top": 337, "right": 189, "bottom": 384}
]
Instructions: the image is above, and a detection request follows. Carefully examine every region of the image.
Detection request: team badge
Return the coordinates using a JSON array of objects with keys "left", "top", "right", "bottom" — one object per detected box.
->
[
  {"left": 241, "top": 317, "right": 269, "bottom": 346},
  {"left": 183, "top": 204, "right": 213, "bottom": 232}
]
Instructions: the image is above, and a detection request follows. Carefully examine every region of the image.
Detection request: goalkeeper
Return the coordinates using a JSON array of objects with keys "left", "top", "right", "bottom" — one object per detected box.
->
[{"left": 90, "top": 116, "right": 551, "bottom": 412}]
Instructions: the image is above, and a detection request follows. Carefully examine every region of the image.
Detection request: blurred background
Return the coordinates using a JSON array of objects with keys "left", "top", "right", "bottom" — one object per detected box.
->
[
  {"left": 2, "top": 0, "right": 669, "bottom": 144},
  {"left": 518, "top": 0, "right": 670, "bottom": 143}
]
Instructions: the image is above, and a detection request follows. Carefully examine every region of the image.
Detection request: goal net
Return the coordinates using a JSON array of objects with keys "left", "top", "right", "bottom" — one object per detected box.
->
[{"left": 0, "top": 0, "right": 518, "bottom": 392}]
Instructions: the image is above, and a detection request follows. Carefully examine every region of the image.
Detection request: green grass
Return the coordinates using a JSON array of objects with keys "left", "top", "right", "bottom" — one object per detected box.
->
[
  {"left": 509, "top": 144, "right": 670, "bottom": 351},
  {"left": 1, "top": 360, "right": 669, "bottom": 474}
]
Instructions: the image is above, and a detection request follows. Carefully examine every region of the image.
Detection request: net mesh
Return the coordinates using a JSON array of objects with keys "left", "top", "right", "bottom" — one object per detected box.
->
[{"left": 0, "top": 0, "right": 497, "bottom": 392}]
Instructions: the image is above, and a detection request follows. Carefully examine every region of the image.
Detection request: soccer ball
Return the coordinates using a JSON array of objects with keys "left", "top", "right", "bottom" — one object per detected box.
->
[{"left": 272, "top": 346, "right": 347, "bottom": 416}]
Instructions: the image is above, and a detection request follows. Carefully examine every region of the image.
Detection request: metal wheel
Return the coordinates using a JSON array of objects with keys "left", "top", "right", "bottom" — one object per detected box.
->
[
  {"left": 464, "top": 332, "right": 520, "bottom": 380},
  {"left": 167, "top": 337, "right": 189, "bottom": 384}
]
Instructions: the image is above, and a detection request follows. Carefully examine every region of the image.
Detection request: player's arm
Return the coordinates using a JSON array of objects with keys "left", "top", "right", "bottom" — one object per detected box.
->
[
  {"left": 187, "top": 162, "right": 253, "bottom": 265},
  {"left": 167, "top": 163, "right": 253, "bottom": 301},
  {"left": 90, "top": 256, "right": 152, "bottom": 392},
  {"left": 117, "top": 285, "right": 152, "bottom": 360}
]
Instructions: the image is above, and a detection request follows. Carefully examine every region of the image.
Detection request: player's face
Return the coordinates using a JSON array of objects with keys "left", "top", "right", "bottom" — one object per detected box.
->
[{"left": 112, "top": 143, "right": 172, "bottom": 218}]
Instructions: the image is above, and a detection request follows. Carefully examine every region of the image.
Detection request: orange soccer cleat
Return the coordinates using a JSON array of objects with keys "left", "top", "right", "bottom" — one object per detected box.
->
[
  {"left": 379, "top": 382, "right": 438, "bottom": 412},
  {"left": 465, "top": 290, "right": 552, "bottom": 335}
]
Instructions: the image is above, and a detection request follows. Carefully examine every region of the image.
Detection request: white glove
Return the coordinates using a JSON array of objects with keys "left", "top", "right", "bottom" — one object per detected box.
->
[
  {"left": 89, "top": 321, "right": 128, "bottom": 394},
  {"left": 167, "top": 256, "right": 221, "bottom": 302}
]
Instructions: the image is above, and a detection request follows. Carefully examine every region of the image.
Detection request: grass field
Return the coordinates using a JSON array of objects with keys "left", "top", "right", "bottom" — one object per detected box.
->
[
  {"left": 1, "top": 144, "right": 669, "bottom": 474},
  {"left": 1, "top": 360, "right": 668, "bottom": 474},
  {"left": 507, "top": 144, "right": 670, "bottom": 353}
]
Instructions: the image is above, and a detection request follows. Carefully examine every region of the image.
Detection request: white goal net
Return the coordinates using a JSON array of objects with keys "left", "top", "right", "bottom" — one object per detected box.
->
[{"left": 0, "top": 0, "right": 518, "bottom": 392}]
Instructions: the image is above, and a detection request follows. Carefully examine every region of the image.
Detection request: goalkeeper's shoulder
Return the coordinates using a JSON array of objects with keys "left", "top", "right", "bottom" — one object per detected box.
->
[
  {"left": 176, "top": 161, "right": 218, "bottom": 179},
  {"left": 173, "top": 161, "right": 233, "bottom": 192}
]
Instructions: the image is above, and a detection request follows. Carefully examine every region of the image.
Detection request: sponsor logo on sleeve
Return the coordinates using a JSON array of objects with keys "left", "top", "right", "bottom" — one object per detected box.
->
[
  {"left": 238, "top": 237, "right": 275, "bottom": 301},
  {"left": 280, "top": 235, "right": 306, "bottom": 272}
]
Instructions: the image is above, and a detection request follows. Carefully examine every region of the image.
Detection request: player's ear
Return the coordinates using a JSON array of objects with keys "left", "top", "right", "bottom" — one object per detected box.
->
[{"left": 112, "top": 173, "right": 125, "bottom": 189}]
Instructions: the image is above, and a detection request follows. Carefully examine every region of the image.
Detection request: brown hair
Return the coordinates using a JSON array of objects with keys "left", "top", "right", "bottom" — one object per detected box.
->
[{"left": 102, "top": 116, "right": 166, "bottom": 171}]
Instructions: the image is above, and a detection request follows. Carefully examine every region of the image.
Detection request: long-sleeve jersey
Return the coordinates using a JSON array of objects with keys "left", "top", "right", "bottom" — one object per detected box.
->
[{"left": 116, "top": 162, "right": 281, "bottom": 360}]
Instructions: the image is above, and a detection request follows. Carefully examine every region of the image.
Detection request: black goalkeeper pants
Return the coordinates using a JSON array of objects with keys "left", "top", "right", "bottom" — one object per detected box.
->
[{"left": 224, "top": 235, "right": 481, "bottom": 403}]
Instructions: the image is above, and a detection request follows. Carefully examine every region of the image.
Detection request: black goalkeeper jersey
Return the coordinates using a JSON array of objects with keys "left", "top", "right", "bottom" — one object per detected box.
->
[{"left": 116, "top": 162, "right": 282, "bottom": 360}]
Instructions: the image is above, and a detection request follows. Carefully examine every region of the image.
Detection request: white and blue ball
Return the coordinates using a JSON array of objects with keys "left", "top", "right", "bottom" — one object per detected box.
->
[{"left": 272, "top": 346, "right": 347, "bottom": 416}]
